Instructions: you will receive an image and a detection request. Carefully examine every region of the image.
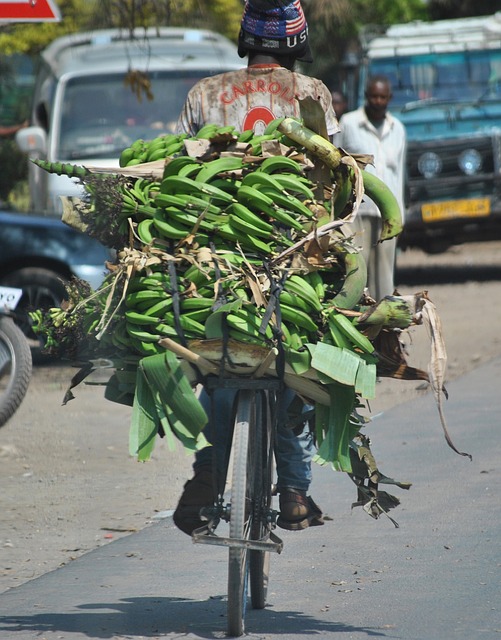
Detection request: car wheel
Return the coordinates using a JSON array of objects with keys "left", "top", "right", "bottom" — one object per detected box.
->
[{"left": 0, "top": 267, "right": 69, "bottom": 346}]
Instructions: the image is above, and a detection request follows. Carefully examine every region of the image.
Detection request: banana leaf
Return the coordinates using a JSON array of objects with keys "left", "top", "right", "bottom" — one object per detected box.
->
[
  {"left": 355, "top": 359, "right": 377, "bottom": 399},
  {"left": 285, "top": 348, "right": 312, "bottom": 375},
  {"left": 130, "top": 365, "right": 159, "bottom": 461},
  {"left": 307, "top": 342, "right": 360, "bottom": 387},
  {"left": 129, "top": 351, "right": 209, "bottom": 461},
  {"left": 314, "top": 382, "right": 357, "bottom": 472}
]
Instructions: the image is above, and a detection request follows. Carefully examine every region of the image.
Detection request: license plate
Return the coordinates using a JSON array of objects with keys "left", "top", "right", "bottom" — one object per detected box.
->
[
  {"left": 422, "top": 198, "right": 491, "bottom": 222},
  {"left": 0, "top": 286, "right": 23, "bottom": 311}
]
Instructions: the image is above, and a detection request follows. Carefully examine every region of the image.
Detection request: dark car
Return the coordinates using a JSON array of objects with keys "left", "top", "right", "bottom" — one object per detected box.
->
[{"left": 0, "top": 208, "right": 111, "bottom": 346}]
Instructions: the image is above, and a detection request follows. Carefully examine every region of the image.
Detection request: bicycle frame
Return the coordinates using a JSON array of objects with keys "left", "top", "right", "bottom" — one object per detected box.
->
[{"left": 192, "top": 377, "right": 283, "bottom": 553}]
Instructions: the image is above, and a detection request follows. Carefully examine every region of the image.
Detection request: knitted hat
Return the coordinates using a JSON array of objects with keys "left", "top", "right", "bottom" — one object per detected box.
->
[{"left": 238, "top": 0, "right": 313, "bottom": 63}]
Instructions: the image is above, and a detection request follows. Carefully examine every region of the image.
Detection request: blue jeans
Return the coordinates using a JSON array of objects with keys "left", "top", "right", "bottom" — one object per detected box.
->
[{"left": 194, "top": 387, "right": 314, "bottom": 492}]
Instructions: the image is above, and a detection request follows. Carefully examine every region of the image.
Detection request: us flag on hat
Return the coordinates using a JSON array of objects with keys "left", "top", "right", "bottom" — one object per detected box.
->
[{"left": 284, "top": 0, "right": 306, "bottom": 35}]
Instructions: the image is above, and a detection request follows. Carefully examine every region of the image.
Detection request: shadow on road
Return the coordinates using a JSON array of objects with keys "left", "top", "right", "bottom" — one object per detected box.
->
[
  {"left": 0, "top": 595, "right": 393, "bottom": 639},
  {"left": 396, "top": 263, "right": 501, "bottom": 286}
]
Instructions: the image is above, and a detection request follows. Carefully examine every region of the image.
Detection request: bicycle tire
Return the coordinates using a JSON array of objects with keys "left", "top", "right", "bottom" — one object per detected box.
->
[
  {"left": 0, "top": 317, "right": 32, "bottom": 427},
  {"left": 249, "top": 390, "right": 272, "bottom": 609},
  {"left": 227, "top": 388, "right": 258, "bottom": 637}
]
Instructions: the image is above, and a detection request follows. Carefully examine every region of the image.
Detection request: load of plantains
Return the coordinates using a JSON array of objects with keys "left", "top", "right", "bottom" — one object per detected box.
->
[{"left": 30, "top": 117, "right": 466, "bottom": 524}]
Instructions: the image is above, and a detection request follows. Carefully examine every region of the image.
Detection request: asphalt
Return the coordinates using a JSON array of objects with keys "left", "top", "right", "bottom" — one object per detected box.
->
[{"left": 0, "top": 357, "right": 500, "bottom": 640}]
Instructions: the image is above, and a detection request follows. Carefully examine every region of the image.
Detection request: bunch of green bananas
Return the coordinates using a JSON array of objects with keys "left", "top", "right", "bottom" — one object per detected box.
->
[
  {"left": 119, "top": 133, "right": 189, "bottom": 166},
  {"left": 32, "top": 120, "right": 429, "bottom": 479},
  {"left": 33, "top": 121, "right": 391, "bottom": 362},
  {"left": 116, "top": 154, "right": 322, "bottom": 256}
]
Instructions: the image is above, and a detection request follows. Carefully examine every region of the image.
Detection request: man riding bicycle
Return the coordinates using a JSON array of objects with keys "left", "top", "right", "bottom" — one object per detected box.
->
[{"left": 173, "top": 0, "right": 340, "bottom": 536}]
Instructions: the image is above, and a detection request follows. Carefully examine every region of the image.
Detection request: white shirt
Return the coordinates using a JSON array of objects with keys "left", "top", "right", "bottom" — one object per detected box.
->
[{"left": 334, "top": 106, "right": 406, "bottom": 218}]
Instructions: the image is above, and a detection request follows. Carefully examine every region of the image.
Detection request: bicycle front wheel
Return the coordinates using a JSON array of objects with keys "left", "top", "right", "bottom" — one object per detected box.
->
[
  {"left": 227, "top": 388, "right": 260, "bottom": 637},
  {"left": 249, "top": 389, "right": 272, "bottom": 609}
]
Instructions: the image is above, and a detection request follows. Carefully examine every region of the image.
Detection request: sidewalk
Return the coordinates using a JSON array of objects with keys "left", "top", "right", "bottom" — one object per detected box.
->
[{"left": 0, "top": 357, "right": 500, "bottom": 640}]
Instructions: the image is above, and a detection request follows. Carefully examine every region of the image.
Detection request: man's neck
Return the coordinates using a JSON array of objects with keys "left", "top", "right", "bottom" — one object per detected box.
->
[{"left": 247, "top": 52, "right": 294, "bottom": 70}]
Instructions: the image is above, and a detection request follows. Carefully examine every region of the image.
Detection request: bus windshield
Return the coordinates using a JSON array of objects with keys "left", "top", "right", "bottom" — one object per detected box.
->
[{"left": 368, "top": 49, "right": 501, "bottom": 111}]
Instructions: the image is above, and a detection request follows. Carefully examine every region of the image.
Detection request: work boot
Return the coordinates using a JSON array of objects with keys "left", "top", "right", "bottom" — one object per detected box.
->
[
  {"left": 277, "top": 487, "right": 325, "bottom": 531},
  {"left": 173, "top": 465, "right": 216, "bottom": 536}
]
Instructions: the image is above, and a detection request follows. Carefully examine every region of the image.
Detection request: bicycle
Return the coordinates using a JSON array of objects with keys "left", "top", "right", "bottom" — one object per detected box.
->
[
  {"left": 163, "top": 338, "right": 285, "bottom": 637},
  {"left": 193, "top": 376, "right": 284, "bottom": 637}
]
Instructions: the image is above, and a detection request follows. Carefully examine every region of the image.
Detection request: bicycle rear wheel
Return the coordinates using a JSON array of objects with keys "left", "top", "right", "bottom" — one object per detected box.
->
[{"left": 227, "top": 388, "right": 261, "bottom": 637}]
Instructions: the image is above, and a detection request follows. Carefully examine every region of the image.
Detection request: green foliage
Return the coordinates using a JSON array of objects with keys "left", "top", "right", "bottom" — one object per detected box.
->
[{"left": 0, "top": 0, "right": 242, "bottom": 56}]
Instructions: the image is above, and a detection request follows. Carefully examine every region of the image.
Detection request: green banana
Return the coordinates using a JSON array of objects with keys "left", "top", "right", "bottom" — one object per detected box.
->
[
  {"left": 328, "top": 311, "right": 374, "bottom": 354},
  {"left": 360, "top": 169, "right": 403, "bottom": 241},
  {"left": 163, "top": 156, "right": 201, "bottom": 179},
  {"left": 331, "top": 249, "right": 367, "bottom": 310},
  {"left": 272, "top": 173, "right": 316, "bottom": 200},
  {"left": 233, "top": 228, "right": 272, "bottom": 254},
  {"left": 163, "top": 140, "right": 185, "bottom": 156},
  {"left": 162, "top": 207, "right": 218, "bottom": 233},
  {"left": 160, "top": 175, "right": 234, "bottom": 205},
  {"left": 226, "top": 309, "right": 273, "bottom": 340},
  {"left": 153, "top": 212, "right": 193, "bottom": 240},
  {"left": 155, "top": 192, "right": 221, "bottom": 216},
  {"left": 305, "top": 270, "right": 325, "bottom": 302},
  {"left": 278, "top": 290, "right": 310, "bottom": 313},
  {"left": 260, "top": 186, "right": 314, "bottom": 219},
  {"left": 237, "top": 183, "right": 275, "bottom": 211},
  {"left": 180, "top": 308, "right": 212, "bottom": 324},
  {"left": 162, "top": 312, "right": 205, "bottom": 336},
  {"left": 209, "top": 177, "right": 242, "bottom": 194},
  {"left": 147, "top": 147, "right": 169, "bottom": 162},
  {"left": 125, "top": 310, "right": 162, "bottom": 325},
  {"left": 143, "top": 298, "right": 174, "bottom": 318},
  {"left": 179, "top": 297, "right": 215, "bottom": 311},
  {"left": 284, "top": 274, "right": 322, "bottom": 312},
  {"left": 257, "top": 155, "right": 303, "bottom": 175},
  {"left": 226, "top": 202, "right": 273, "bottom": 234},
  {"left": 125, "top": 290, "right": 166, "bottom": 308},
  {"left": 241, "top": 171, "right": 284, "bottom": 192},
  {"left": 236, "top": 185, "right": 304, "bottom": 231},
  {"left": 195, "top": 123, "right": 220, "bottom": 139},
  {"left": 196, "top": 157, "right": 244, "bottom": 183},
  {"left": 327, "top": 314, "right": 353, "bottom": 350},
  {"left": 137, "top": 218, "right": 155, "bottom": 244},
  {"left": 332, "top": 167, "right": 353, "bottom": 218},
  {"left": 177, "top": 163, "right": 203, "bottom": 179},
  {"left": 280, "top": 303, "right": 319, "bottom": 333},
  {"left": 229, "top": 214, "right": 272, "bottom": 240},
  {"left": 237, "top": 129, "right": 254, "bottom": 143},
  {"left": 126, "top": 324, "right": 162, "bottom": 342},
  {"left": 245, "top": 133, "right": 277, "bottom": 155}
]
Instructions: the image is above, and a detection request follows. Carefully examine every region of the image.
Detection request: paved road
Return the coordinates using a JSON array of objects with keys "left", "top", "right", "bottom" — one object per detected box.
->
[{"left": 0, "top": 358, "right": 499, "bottom": 640}]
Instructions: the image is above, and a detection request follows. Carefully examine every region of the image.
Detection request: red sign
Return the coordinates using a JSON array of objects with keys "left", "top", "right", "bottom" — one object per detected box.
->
[{"left": 0, "top": 0, "right": 61, "bottom": 22}]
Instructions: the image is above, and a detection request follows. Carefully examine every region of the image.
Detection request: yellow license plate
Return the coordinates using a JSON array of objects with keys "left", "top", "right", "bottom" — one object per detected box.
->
[{"left": 422, "top": 198, "right": 491, "bottom": 222}]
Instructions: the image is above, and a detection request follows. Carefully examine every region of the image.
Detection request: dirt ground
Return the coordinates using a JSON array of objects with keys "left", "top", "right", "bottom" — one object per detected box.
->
[{"left": 1, "top": 240, "right": 500, "bottom": 594}]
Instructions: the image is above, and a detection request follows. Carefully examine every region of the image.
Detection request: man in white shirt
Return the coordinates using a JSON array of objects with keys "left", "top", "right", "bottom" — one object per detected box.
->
[{"left": 335, "top": 76, "right": 406, "bottom": 300}]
